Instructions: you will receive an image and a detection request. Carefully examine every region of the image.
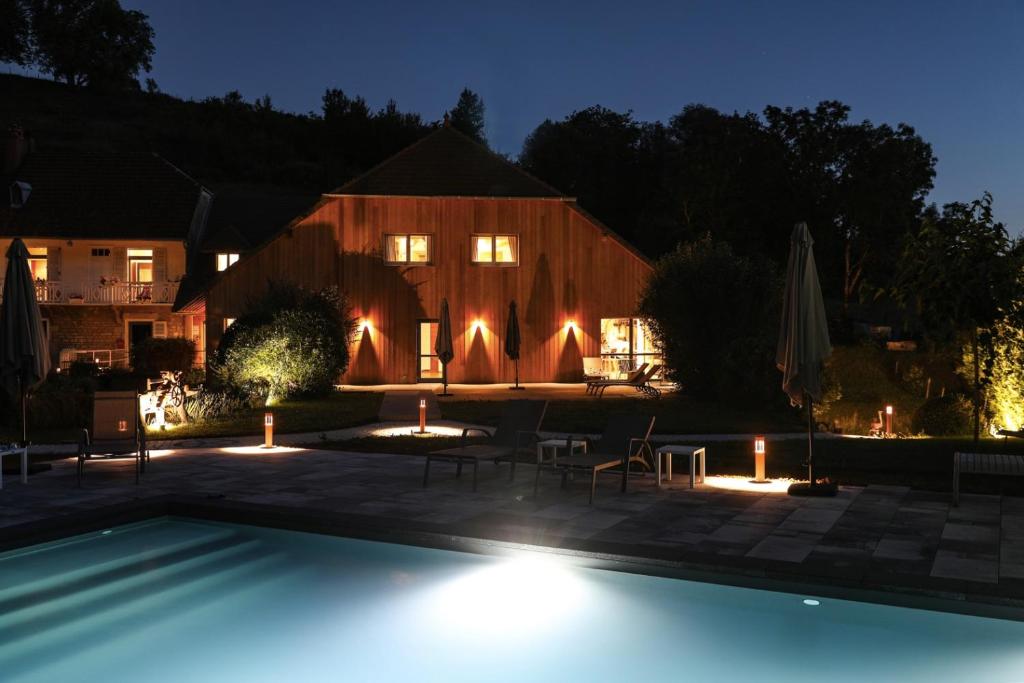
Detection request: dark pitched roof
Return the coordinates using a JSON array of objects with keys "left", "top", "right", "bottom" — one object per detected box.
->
[
  {"left": 199, "top": 184, "right": 319, "bottom": 253},
  {"left": 1, "top": 150, "right": 205, "bottom": 240},
  {"left": 331, "top": 125, "right": 566, "bottom": 199}
]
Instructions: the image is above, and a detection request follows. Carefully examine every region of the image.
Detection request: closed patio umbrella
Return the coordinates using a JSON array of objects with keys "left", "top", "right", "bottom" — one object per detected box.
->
[
  {"left": 435, "top": 298, "right": 454, "bottom": 396},
  {"left": 504, "top": 300, "right": 524, "bottom": 390},
  {"left": 1, "top": 238, "right": 51, "bottom": 445},
  {"left": 776, "top": 222, "right": 833, "bottom": 495}
]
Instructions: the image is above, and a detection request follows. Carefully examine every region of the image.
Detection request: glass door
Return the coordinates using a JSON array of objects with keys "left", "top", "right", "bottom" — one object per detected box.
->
[{"left": 417, "top": 320, "right": 443, "bottom": 381}]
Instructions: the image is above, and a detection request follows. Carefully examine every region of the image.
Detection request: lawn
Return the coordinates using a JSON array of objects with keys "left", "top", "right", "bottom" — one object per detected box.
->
[{"left": 147, "top": 391, "right": 384, "bottom": 440}]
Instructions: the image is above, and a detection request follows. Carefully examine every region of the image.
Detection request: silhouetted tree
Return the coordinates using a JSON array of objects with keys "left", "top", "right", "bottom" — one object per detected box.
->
[
  {"left": 449, "top": 87, "right": 486, "bottom": 144},
  {"left": 0, "top": 0, "right": 31, "bottom": 65},
  {"left": 891, "top": 193, "right": 1024, "bottom": 443},
  {"left": 29, "top": 0, "right": 155, "bottom": 89}
]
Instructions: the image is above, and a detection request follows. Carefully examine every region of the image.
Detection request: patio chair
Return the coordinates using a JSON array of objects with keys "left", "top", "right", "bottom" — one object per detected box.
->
[
  {"left": 538, "top": 414, "right": 655, "bottom": 504},
  {"left": 424, "top": 399, "right": 547, "bottom": 492},
  {"left": 78, "top": 390, "right": 149, "bottom": 486},
  {"left": 590, "top": 364, "right": 662, "bottom": 398},
  {"left": 586, "top": 362, "right": 648, "bottom": 395}
]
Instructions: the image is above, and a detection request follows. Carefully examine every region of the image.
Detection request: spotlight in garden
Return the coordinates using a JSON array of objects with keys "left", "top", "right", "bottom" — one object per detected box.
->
[
  {"left": 751, "top": 436, "right": 769, "bottom": 484},
  {"left": 263, "top": 412, "right": 274, "bottom": 448}
]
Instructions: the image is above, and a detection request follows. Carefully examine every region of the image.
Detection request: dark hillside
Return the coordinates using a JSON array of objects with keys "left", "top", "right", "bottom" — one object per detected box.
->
[{"left": 0, "top": 74, "right": 428, "bottom": 191}]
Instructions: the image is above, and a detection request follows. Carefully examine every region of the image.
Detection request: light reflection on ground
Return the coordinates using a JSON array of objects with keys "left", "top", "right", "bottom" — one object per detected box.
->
[
  {"left": 369, "top": 425, "right": 465, "bottom": 438},
  {"left": 703, "top": 475, "right": 796, "bottom": 493},
  {"left": 219, "top": 445, "right": 306, "bottom": 455}
]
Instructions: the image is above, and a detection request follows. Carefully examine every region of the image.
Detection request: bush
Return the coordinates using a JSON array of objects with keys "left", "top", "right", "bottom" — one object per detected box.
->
[
  {"left": 638, "top": 236, "right": 783, "bottom": 403},
  {"left": 911, "top": 394, "right": 973, "bottom": 436},
  {"left": 131, "top": 338, "right": 196, "bottom": 377},
  {"left": 185, "top": 388, "right": 254, "bottom": 422},
  {"left": 212, "top": 282, "right": 357, "bottom": 404}
]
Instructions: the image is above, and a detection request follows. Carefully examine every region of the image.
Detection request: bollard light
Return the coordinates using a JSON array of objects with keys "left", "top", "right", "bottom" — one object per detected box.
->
[
  {"left": 751, "top": 436, "right": 768, "bottom": 484},
  {"left": 419, "top": 398, "right": 427, "bottom": 434},
  {"left": 263, "top": 412, "right": 274, "bottom": 448},
  {"left": 885, "top": 405, "right": 893, "bottom": 436}
]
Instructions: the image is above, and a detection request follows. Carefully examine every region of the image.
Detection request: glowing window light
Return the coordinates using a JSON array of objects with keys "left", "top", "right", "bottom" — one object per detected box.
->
[{"left": 117, "top": 419, "right": 128, "bottom": 432}]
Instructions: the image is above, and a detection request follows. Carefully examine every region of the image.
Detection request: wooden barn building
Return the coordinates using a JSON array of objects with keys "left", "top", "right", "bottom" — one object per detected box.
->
[{"left": 178, "top": 125, "right": 656, "bottom": 384}]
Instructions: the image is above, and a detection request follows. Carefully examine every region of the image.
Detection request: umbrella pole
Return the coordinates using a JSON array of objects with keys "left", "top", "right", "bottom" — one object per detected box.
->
[
  {"left": 509, "top": 358, "right": 525, "bottom": 390},
  {"left": 807, "top": 395, "right": 815, "bottom": 487},
  {"left": 439, "top": 363, "right": 452, "bottom": 397}
]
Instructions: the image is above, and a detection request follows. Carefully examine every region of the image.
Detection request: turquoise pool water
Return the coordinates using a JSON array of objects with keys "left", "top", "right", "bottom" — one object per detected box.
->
[{"left": 1, "top": 518, "right": 1023, "bottom": 682}]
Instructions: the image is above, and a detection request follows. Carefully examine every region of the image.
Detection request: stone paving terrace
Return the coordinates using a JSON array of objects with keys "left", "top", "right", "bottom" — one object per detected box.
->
[{"left": 2, "top": 445, "right": 1023, "bottom": 613}]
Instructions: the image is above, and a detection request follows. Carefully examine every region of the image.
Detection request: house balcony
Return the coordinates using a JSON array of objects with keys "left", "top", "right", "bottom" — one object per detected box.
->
[{"left": 0, "top": 280, "right": 180, "bottom": 305}]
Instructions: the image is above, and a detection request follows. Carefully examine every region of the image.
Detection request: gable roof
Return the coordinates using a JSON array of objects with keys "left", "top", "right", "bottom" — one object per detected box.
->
[
  {"left": 199, "top": 183, "right": 319, "bottom": 253},
  {"left": 330, "top": 125, "right": 566, "bottom": 199},
  {"left": 1, "top": 150, "right": 205, "bottom": 240}
]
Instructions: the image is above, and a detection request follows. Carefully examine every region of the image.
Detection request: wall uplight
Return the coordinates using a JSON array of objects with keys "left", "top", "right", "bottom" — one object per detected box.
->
[
  {"left": 472, "top": 319, "right": 485, "bottom": 333},
  {"left": 360, "top": 319, "right": 372, "bottom": 333},
  {"left": 565, "top": 319, "right": 577, "bottom": 332},
  {"left": 751, "top": 436, "right": 768, "bottom": 484},
  {"left": 263, "top": 412, "right": 274, "bottom": 448}
]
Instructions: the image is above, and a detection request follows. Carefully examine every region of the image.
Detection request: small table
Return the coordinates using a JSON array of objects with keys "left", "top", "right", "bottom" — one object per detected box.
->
[
  {"left": 0, "top": 446, "right": 29, "bottom": 490},
  {"left": 536, "top": 438, "right": 588, "bottom": 466},
  {"left": 655, "top": 445, "right": 706, "bottom": 489}
]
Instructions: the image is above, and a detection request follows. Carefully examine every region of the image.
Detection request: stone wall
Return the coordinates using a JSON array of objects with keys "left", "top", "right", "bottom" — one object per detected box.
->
[{"left": 41, "top": 305, "right": 185, "bottom": 366}]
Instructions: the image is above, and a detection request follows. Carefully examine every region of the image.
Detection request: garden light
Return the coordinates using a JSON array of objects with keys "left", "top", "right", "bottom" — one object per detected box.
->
[
  {"left": 263, "top": 412, "right": 274, "bottom": 448},
  {"left": 751, "top": 436, "right": 768, "bottom": 484},
  {"left": 419, "top": 398, "right": 427, "bottom": 434},
  {"left": 885, "top": 405, "right": 893, "bottom": 435}
]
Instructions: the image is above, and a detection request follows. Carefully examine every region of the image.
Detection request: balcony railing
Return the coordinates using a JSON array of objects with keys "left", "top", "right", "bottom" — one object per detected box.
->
[{"left": 0, "top": 280, "right": 180, "bottom": 305}]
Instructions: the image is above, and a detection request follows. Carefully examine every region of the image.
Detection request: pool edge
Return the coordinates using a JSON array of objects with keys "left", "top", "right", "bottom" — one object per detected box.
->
[{"left": 3, "top": 494, "right": 1024, "bottom": 623}]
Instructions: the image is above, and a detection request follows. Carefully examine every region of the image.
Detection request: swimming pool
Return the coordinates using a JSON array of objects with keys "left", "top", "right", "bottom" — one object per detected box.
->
[{"left": 1, "top": 518, "right": 1022, "bottom": 682}]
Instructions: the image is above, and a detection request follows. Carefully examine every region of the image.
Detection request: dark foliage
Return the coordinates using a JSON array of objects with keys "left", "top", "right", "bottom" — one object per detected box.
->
[
  {"left": 448, "top": 87, "right": 486, "bottom": 145},
  {"left": 28, "top": 0, "right": 155, "bottom": 89},
  {"left": 638, "top": 236, "right": 783, "bottom": 403},
  {"left": 911, "top": 394, "right": 973, "bottom": 436},
  {"left": 0, "top": 0, "right": 31, "bottom": 65},
  {"left": 130, "top": 337, "right": 196, "bottom": 377}
]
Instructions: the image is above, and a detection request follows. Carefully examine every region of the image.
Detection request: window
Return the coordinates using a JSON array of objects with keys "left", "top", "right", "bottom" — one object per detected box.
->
[
  {"left": 27, "top": 247, "right": 47, "bottom": 281},
  {"left": 599, "top": 317, "right": 661, "bottom": 379},
  {"left": 128, "top": 248, "right": 153, "bottom": 282},
  {"left": 223, "top": 318, "right": 236, "bottom": 331},
  {"left": 471, "top": 234, "right": 518, "bottom": 265},
  {"left": 384, "top": 234, "right": 432, "bottom": 264},
  {"left": 217, "top": 253, "right": 240, "bottom": 271}
]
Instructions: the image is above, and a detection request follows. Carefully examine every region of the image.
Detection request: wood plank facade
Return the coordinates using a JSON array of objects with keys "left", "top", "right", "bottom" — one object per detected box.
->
[{"left": 200, "top": 128, "right": 654, "bottom": 384}]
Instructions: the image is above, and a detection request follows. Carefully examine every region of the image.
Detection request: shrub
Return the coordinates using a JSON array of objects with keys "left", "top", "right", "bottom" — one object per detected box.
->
[
  {"left": 638, "top": 236, "right": 783, "bottom": 403},
  {"left": 185, "top": 388, "right": 253, "bottom": 422},
  {"left": 911, "top": 394, "right": 973, "bottom": 436},
  {"left": 213, "top": 282, "right": 357, "bottom": 404},
  {"left": 131, "top": 338, "right": 196, "bottom": 377}
]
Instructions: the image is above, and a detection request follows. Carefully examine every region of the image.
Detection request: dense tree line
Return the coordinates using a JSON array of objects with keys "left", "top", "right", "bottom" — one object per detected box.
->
[{"left": 521, "top": 101, "right": 937, "bottom": 310}]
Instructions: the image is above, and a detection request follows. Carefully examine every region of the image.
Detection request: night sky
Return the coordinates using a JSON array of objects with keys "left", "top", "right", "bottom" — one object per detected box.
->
[{"left": 28, "top": 1, "right": 1024, "bottom": 231}]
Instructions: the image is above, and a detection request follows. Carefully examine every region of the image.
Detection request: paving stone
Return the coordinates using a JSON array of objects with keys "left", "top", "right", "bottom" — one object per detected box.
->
[
  {"left": 747, "top": 533, "right": 819, "bottom": 563},
  {"left": 930, "top": 550, "right": 999, "bottom": 584}
]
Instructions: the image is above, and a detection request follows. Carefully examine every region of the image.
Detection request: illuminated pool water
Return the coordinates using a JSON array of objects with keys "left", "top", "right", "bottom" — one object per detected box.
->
[{"left": 1, "top": 518, "right": 1022, "bottom": 682}]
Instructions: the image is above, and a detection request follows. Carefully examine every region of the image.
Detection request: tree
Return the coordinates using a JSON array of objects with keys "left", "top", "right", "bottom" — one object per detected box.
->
[
  {"left": 213, "top": 283, "right": 358, "bottom": 404},
  {"left": 449, "top": 88, "right": 486, "bottom": 145},
  {"left": 29, "top": 0, "right": 155, "bottom": 89},
  {"left": 638, "top": 236, "right": 783, "bottom": 403},
  {"left": 892, "top": 193, "right": 1024, "bottom": 442},
  {"left": 0, "top": 0, "right": 31, "bottom": 65}
]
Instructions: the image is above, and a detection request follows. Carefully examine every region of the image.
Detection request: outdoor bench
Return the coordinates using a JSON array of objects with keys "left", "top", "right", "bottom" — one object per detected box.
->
[{"left": 953, "top": 451, "right": 1024, "bottom": 505}]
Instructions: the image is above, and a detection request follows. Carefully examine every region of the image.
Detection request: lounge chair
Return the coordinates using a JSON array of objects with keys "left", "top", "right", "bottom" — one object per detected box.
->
[
  {"left": 538, "top": 414, "right": 655, "bottom": 504},
  {"left": 424, "top": 399, "right": 547, "bottom": 491},
  {"left": 590, "top": 364, "right": 662, "bottom": 398},
  {"left": 78, "top": 390, "right": 149, "bottom": 486},
  {"left": 586, "top": 362, "right": 648, "bottom": 395}
]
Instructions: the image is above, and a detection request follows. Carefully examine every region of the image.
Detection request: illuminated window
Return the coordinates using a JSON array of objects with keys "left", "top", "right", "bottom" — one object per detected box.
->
[
  {"left": 223, "top": 317, "right": 236, "bottom": 331},
  {"left": 217, "top": 253, "right": 240, "bottom": 271},
  {"left": 384, "top": 234, "right": 432, "bottom": 264},
  {"left": 472, "top": 234, "right": 518, "bottom": 265},
  {"left": 27, "top": 247, "right": 47, "bottom": 280},
  {"left": 127, "top": 248, "right": 153, "bottom": 282}
]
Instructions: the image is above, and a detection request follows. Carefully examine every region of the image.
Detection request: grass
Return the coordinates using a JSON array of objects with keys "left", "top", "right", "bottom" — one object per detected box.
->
[
  {"left": 441, "top": 394, "right": 803, "bottom": 434},
  {"left": 147, "top": 391, "right": 383, "bottom": 440}
]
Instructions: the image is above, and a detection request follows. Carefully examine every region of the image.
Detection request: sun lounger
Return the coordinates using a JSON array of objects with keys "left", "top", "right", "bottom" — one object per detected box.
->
[
  {"left": 538, "top": 414, "right": 655, "bottom": 504},
  {"left": 78, "top": 390, "right": 148, "bottom": 486},
  {"left": 424, "top": 399, "right": 547, "bottom": 491},
  {"left": 586, "top": 362, "right": 648, "bottom": 395},
  {"left": 589, "top": 364, "right": 662, "bottom": 398}
]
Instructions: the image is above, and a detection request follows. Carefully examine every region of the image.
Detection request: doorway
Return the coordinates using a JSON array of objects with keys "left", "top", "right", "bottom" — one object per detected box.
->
[
  {"left": 127, "top": 320, "right": 154, "bottom": 361},
  {"left": 416, "top": 320, "right": 442, "bottom": 381}
]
